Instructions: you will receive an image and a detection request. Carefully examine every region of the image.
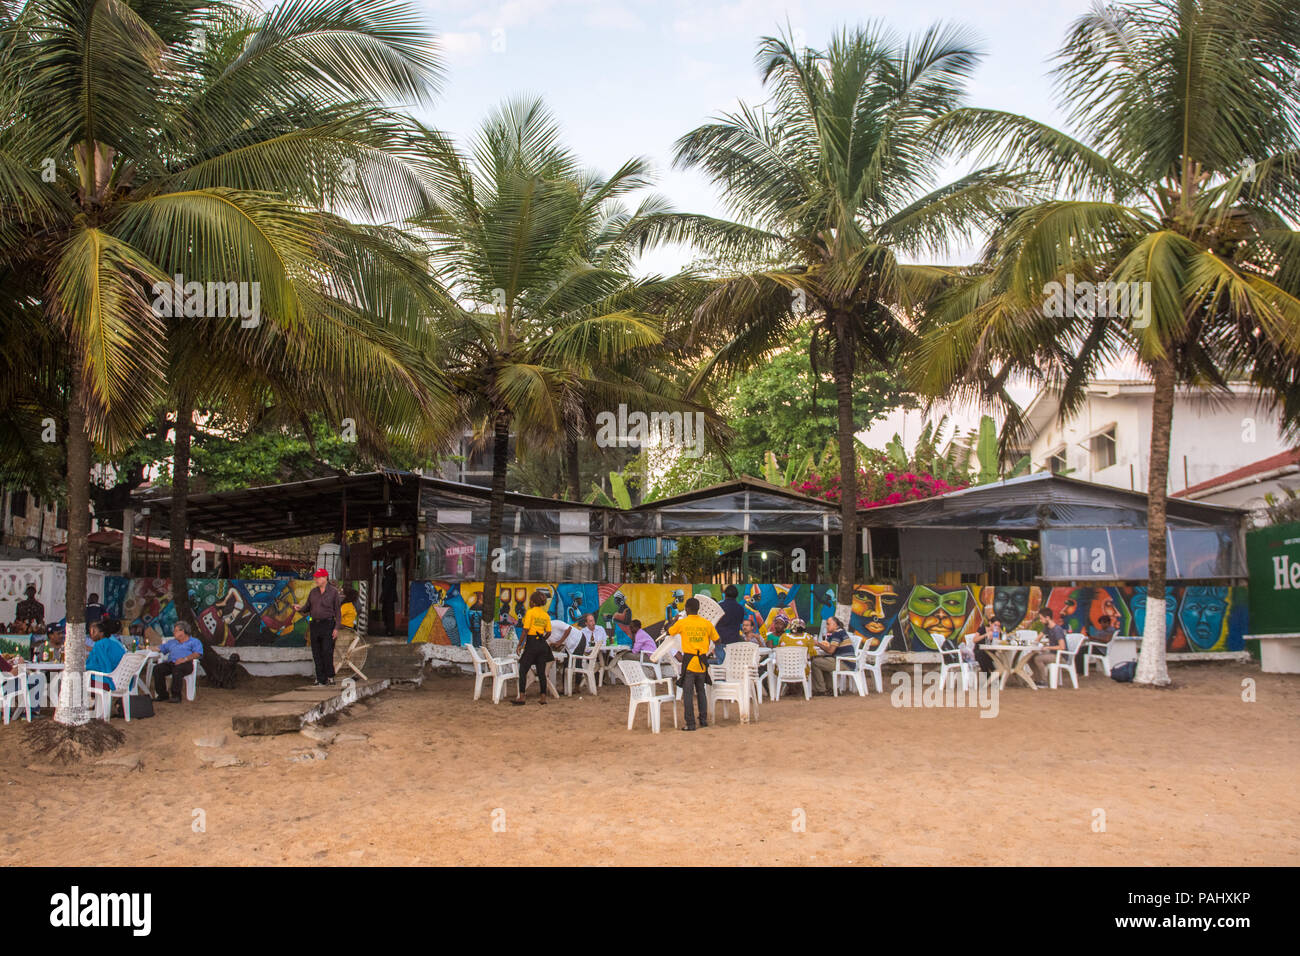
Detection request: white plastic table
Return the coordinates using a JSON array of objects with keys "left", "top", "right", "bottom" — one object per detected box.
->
[
  {"left": 597, "top": 645, "right": 631, "bottom": 685},
  {"left": 981, "top": 642, "right": 1045, "bottom": 690},
  {"left": 25, "top": 660, "right": 62, "bottom": 709}
]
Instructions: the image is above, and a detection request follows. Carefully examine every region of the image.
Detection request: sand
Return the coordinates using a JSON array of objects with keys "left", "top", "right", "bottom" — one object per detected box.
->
[{"left": 1, "top": 661, "right": 1296, "bottom": 866}]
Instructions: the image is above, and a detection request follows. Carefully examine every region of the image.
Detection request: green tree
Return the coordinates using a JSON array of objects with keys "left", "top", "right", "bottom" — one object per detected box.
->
[
  {"left": 412, "top": 99, "right": 702, "bottom": 644},
  {"left": 912, "top": 0, "right": 1300, "bottom": 685},
  {"left": 717, "top": 324, "right": 913, "bottom": 477},
  {"left": 0, "top": 0, "right": 452, "bottom": 730},
  {"left": 640, "top": 26, "right": 1025, "bottom": 619}
]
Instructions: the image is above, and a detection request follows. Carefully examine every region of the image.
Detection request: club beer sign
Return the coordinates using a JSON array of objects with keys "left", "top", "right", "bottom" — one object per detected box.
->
[{"left": 1245, "top": 521, "right": 1300, "bottom": 634}]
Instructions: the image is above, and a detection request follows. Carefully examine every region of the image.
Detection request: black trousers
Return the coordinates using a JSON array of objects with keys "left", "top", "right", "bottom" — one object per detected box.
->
[
  {"left": 682, "top": 669, "right": 709, "bottom": 728},
  {"left": 153, "top": 660, "right": 194, "bottom": 700},
  {"left": 517, "top": 637, "right": 552, "bottom": 696},
  {"left": 382, "top": 601, "right": 396, "bottom": 636},
  {"left": 309, "top": 618, "right": 336, "bottom": 683}
]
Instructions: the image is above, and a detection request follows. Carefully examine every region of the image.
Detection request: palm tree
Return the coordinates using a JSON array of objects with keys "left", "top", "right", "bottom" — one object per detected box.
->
[
  {"left": 411, "top": 99, "right": 710, "bottom": 641},
  {"left": 639, "top": 26, "right": 1025, "bottom": 619},
  {"left": 911, "top": 0, "right": 1300, "bottom": 685},
  {"left": 0, "top": 0, "right": 452, "bottom": 728}
]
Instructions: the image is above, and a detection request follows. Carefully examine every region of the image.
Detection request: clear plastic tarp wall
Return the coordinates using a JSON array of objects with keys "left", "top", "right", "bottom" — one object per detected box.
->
[{"left": 1040, "top": 528, "right": 1242, "bottom": 580}]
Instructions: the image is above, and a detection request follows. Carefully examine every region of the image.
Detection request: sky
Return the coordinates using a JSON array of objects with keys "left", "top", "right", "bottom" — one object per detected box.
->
[{"left": 412, "top": 0, "right": 1096, "bottom": 450}]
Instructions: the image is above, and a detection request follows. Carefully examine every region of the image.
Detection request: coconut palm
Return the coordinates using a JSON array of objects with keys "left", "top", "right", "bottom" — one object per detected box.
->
[
  {"left": 910, "top": 0, "right": 1300, "bottom": 684},
  {"left": 636, "top": 25, "right": 1027, "bottom": 616},
  {"left": 411, "top": 99, "right": 714, "bottom": 641},
  {"left": 0, "top": 0, "right": 453, "bottom": 728}
]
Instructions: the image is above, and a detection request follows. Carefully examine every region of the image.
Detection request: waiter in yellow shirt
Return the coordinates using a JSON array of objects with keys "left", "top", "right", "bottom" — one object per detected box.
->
[
  {"left": 667, "top": 597, "right": 720, "bottom": 731},
  {"left": 513, "top": 590, "right": 553, "bottom": 706}
]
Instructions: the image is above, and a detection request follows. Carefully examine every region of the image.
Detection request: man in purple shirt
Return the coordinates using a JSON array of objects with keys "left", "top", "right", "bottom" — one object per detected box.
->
[
  {"left": 154, "top": 621, "right": 203, "bottom": 702},
  {"left": 294, "top": 569, "right": 342, "bottom": 685}
]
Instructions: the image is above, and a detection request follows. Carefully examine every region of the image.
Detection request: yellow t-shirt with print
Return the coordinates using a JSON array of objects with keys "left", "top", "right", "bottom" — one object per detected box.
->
[
  {"left": 668, "top": 615, "right": 720, "bottom": 673},
  {"left": 523, "top": 606, "right": 551, "bottom": 638}
]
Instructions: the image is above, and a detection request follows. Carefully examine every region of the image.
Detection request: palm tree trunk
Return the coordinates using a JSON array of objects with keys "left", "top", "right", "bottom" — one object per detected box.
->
[
  {"left": 565, "top": 433, "right": 581, "bottom": 501},
  {"left": 830, "top": 319, "right": 858, "bottom": 625},
  {"left": 478, "top": 413, "right": 511, "bottom": 647},
  {"left": 56, "top": 360, "right": 92, "bottom": 726},
  {"left": 169, "top": 396, "right": 193, "bottom": 624},
  {"left": 1136, "top": 355, "right": 1175, "bottom": 686}
]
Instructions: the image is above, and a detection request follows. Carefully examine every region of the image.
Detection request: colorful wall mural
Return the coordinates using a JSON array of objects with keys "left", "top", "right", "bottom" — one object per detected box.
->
[
  {"left": 408, "top": 580, "right": 1249, "bottom": 653},
  {"left": 101, "top": 576, "right": 366, "bottom": 647}
]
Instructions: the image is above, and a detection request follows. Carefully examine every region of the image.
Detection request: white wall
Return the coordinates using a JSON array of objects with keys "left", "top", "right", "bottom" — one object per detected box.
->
[{"left": 1027, "top": 388, "right": 1289, "bottom": 495}]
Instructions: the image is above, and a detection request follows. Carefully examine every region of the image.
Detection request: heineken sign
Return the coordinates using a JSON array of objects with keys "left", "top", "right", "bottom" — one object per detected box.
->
[{"left": 1245, "top": 521, "right": 1300, "bottom": 634}]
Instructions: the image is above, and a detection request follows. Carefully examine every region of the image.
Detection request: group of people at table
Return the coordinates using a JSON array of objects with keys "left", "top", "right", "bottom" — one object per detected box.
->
[
  {"left": 508, "top": 584, "right": 856, "bottom": 730},
  {"left": 965, "top": 605, "right": 1117, "bottom": 687},
  {"left": 1, "top": 590, "right": 204, "bottom": 709}
]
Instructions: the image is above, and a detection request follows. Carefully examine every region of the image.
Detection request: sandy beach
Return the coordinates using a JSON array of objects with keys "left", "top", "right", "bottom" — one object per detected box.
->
[{"left": 1, "top": 660, "right": 1296, "bottom": 866}]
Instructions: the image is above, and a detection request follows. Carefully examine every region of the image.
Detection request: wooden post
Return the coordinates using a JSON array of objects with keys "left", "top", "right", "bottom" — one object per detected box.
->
[{"left": 120, "top": 506, "right": 134, "bottom": 575}]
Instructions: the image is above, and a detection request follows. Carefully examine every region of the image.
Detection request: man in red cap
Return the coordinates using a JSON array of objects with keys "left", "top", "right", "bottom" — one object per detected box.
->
[{"left": 294, "top": 569, "right": 342, "bottom": 685}]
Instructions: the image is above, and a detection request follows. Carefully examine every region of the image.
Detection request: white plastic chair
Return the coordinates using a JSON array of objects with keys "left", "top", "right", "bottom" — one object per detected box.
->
[
  {"left": 184, "top": 660, "right": 204, "bottom": 701},
  {"left": 831, "top": 641, "right": 870, "bottom": 697},
  {"left": 935, "top": 636, "right": 977, "bottom": 692},
  {"left": 566, "top": 642, "right": 601, "bottom": 696},
  {"left": 708, "top": 648, "right": 761, "bottom": 723},
  {"left": 466, "top": 644, "right": 494, "bottom": 700},
  {"left": 724, "top": 642, "right": 763, "bottom": 718},
  {"left": 860, "top": 634, "right": 893, "bottom": 693},
  {"left": 772, "top": 645, "right": 810, "bottom": 700},
  {"left": 618, "top": 659, "right": 677, "bottom": 733},
  {"left": 1048, "top": 634, "right": 1084, "bottom": 689},
  {"left": 481, "top": 642, "right": 520, "bottom": 703},
  {"left": 1015, "top": 629, "right": 1040, "bottom": 644},
  {"left": 1, "top": 663, "right": 36, "bottom": 723},
  {"left": 86, "top": 652, "right": 148, "bottom": 721},
  {"left": 1081, "top": 634, "right": 1112, "bottom": 676}
]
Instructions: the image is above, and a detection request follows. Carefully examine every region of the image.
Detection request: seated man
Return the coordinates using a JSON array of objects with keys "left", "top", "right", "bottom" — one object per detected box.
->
[
  {"left": 810, "top": 616, "right": 853, "bottom": 695},
  {"left": 153, "top": 621, "right": 203, "bottom": 703},
  {"left": 1029, "top": 609, "right": 1068, "bottom": 686},
  {"left": 85, "top": 620, "right": 126, "bottom": 690},
  {"left": 629, "top": 619, "right": 656, "bottom": 656},
  {"left": 577, "top": 613, "right": 607, "bottom": 654}
]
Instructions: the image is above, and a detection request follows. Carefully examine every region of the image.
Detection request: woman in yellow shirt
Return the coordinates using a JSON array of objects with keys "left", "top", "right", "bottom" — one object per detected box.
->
[{"left": 513, "top": 590, "right": 553, "bottom": 706}]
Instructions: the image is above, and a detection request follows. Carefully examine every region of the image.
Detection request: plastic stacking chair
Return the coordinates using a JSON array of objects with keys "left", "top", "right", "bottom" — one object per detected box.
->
[
  {"left": 1, "top": 662, "right": 36, "bottom": 723},
  {"left": 708, "top": 648, "right": 762, "bottom": 724},
  {"left": 1081, "top": 634, "right": 1112, "bottom": 676},
  {"left": 1048, "top": 634, "right": 1084, "bottom": 689},
  {"left": 860, "top": 634, "right": 892, "bottom": 693},
  {"left": 935, "top": 636, "right": 977, "bottom": 692},
  {"left": 832, "top": 640, "right": 871, "bottom": 697},
  {"left": 618, "top": 660, "right": 676, "bottom": 733},
  {"left": 566, "top": 642, "right": 601, "bottom": 696},
  {"left": 481, "top": 642, "right": 520, "bottom": 704},
  {"left": 466, "top": 644, "right": 494, "bottom": 700},
  {"left": 86, "top": 652, "right": 148, "bottom": 721},
  {"left": 773, "top": 645, "right": 810, "bottom": 700}
]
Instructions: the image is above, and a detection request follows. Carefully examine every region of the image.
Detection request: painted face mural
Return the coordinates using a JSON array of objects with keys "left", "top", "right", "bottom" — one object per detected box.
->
[
  {"left": 1128, "top": 586, "right": 1178, "bottom": 647},
  {"left": 1177, "top": 586, "right": 1229, "bottom": 650},
  {"left": 851, "top": 585, "right": 902, "bottom": 648},
  {"left": 989, "top": 587, "right": 1032, "bottom": 630},
  {"left": 905, "top": 586, "right": 971, "bottom": 650}
]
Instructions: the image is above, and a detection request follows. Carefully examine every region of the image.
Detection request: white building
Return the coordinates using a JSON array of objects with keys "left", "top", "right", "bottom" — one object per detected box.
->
[{"left": 1014, "top": 380, "right": 1293, "bottom": 495}]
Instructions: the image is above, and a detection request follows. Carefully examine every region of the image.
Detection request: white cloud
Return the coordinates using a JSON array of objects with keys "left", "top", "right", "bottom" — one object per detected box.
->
[{"left": 437, "top": 30, "right": 488, "bottom": 62}]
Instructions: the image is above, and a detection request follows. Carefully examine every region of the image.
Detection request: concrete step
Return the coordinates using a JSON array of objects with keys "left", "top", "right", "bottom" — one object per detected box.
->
[
  {"left": 232, "top": 678, "right": 389, "bottom": 736},
  {"left": 359, "top": 640, "right": 427, "bottom": 683}
]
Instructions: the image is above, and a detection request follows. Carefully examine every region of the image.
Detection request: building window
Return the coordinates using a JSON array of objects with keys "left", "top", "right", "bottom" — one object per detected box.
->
[
  {"left": 9, "top": 489, "right": 27, "bottom": 518},
  {"left": 1091, "top": 426, "right": 1117, "bottom": 471},
  {"left": 1048, "top": 447, "right": 1068, "bottom": 475}
]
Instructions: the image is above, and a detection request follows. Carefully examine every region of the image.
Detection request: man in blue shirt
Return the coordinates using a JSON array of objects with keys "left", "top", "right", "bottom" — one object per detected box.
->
[
  {"left": 153, "top": 621, "right": 203, "bottom": 702},
  {"left": 85, "top": 620, "right": 126, "bottom": 690}
]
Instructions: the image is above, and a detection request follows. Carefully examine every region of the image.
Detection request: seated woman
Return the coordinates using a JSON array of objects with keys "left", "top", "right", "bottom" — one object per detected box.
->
[
  {"left": 971, "top": 609, "right": 1004, "bottom": 673},
  {"left": 86, "top": 620, "right": 126, "bottom": 690}
]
